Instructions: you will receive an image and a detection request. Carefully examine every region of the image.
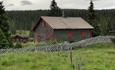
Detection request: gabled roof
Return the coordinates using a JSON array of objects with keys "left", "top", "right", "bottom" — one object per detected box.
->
[{"left": 32, "top": 16, "right": 94, "bottom": 31}]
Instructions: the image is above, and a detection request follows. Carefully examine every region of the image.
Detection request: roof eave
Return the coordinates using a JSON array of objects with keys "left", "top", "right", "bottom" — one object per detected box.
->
[
  {"left": 53, "top": 28, "right": 94, "bottom": 30},
  {"left": 31, "top": 17, "right": 41, "bottom": 32}
]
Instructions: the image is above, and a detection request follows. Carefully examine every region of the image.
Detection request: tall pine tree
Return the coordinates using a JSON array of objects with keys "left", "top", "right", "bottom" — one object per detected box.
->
[
  {"left": 49, "top": 0, "right": 62, "bottom": 16},
  {"left": 88, "top": 0, "right": 100, "bottom": 36},
  {"left": 0, "top": 1, "right": 12, "bottom": 48},
  {"left": 88, "top": 0, "right": 95, "bottom": 20}
]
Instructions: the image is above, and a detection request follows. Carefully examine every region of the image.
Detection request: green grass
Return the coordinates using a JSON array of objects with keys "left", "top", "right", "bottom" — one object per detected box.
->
[
  {"left": 16, "top": 30, "right": 30, "bottom": 36},
  {"left": 0, "top": 43, "right": 115, "bottom": 70}
]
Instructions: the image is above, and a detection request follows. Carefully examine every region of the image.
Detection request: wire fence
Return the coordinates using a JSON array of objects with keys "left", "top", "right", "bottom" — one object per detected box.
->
[
  {"left": 0, "top": 43, "right": 71, "bottom": 54},
  {"left": 0, "top": 36, "right": 115, "bottom": 54}
]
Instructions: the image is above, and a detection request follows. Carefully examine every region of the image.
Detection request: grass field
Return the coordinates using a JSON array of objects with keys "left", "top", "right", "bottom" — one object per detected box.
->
[{"left": 0, "top": 43, "right": 115, "bottom": 70}]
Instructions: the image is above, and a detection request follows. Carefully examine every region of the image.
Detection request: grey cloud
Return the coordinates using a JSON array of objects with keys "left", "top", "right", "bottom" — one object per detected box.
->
[
  {"left": 8, "top": 4, "right": 14, "bottom": 6},
  {"left": 95, "top": 0, "right": 101, "bottom": 1},
  {"left": 21, "top": 0, "right": 32, "bottom": 6},
  {"left": 92, "top": 0, "right": 101, "bottom": 1},
  {"left": 95, "top": 1, "right": 114, "bottom": 9},
  {"left": 3, "top": 0, "right": 115, "bottom": 10}
]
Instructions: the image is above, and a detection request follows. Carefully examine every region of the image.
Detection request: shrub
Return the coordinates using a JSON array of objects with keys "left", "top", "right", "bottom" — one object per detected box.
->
[
  {"left": 14, "top": 42, "right": 22, "bottom": 48},
  {"left": 111, "top": 38, "right": 115, "bottom": 43}
]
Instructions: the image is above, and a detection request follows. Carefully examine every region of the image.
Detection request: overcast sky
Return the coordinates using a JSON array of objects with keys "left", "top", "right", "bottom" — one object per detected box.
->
[{"left": 0, "top": 0, "right": 114, "bottom": 10}]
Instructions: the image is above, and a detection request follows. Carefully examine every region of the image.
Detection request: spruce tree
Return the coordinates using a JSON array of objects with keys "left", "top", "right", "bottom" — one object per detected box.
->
[
  {"left": 49, "top": 0, "right": 62, "bottom": 16},
  {"left": 88, "top": 0, "right": 100, "bottom": 36},
  {"left": 88, "top": 0, "right": 95, "bottom": 20},
  {"left": 0, "top": 1, "right": 12, "bottom": 48}
]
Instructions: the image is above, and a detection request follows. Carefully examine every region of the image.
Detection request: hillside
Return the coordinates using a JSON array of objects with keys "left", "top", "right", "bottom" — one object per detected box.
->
[
  {"left": 0, "top": 43, "right": 115, "bottom": 70},
  {"left": 7, "top": 9, "right": 115, "bottom": 30}
]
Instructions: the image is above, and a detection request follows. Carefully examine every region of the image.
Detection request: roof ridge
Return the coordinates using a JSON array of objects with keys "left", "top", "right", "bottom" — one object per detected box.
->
[{"left": 41, "top": 16, "right": 82, "bottom": 18}]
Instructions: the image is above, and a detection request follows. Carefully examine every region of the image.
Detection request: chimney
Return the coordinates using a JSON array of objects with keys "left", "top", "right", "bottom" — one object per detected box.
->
[{"left": 62, "top": 10, "right": 65, "bottom": 17}]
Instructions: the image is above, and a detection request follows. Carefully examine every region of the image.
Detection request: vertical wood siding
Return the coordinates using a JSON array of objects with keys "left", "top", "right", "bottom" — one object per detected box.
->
[
  {"left": 54, "top": 29, "right": 92, "bottom": 42},
  {"left": 34, "top": 19, "right": 54, "bottom": 42}
]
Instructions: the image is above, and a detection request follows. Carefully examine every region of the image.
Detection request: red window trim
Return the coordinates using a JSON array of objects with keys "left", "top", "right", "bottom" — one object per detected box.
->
[{"left": 81, "top": 31, "right": 87, "bottom": 39}]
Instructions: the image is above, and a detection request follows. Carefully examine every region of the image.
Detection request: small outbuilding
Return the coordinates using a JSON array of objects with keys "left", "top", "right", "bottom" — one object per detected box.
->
[
  {"left": 32, "top": 16, "right": 94, "bottom": 42},
  {"left": 11, "top": 35, "right": 29, "bottom": 43}
]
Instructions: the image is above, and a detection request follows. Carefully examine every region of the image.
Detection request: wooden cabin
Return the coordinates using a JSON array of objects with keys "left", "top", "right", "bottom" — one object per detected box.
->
[{"left": 32, "top": 16, "right": 94, "bottom": 42}]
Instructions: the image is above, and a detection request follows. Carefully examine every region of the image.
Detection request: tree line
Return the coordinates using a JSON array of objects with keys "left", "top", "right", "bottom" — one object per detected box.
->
[
  {"left": 7, "top": 9, "right": 115, "bottom": 32},
  {"left": 0, "top": 0, "right": 115, "bottom": 49}
]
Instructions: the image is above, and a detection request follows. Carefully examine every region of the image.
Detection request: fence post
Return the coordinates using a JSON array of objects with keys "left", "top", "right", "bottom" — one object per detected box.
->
[
  {"left": 74, "top": 55, "right": 77, "bottom": 70},
  {"left": 68, "top": 47, "right": 73, "bottom": 64},
  {"left": 78, "top": 57, "right": 81, "bottom": 70}
]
